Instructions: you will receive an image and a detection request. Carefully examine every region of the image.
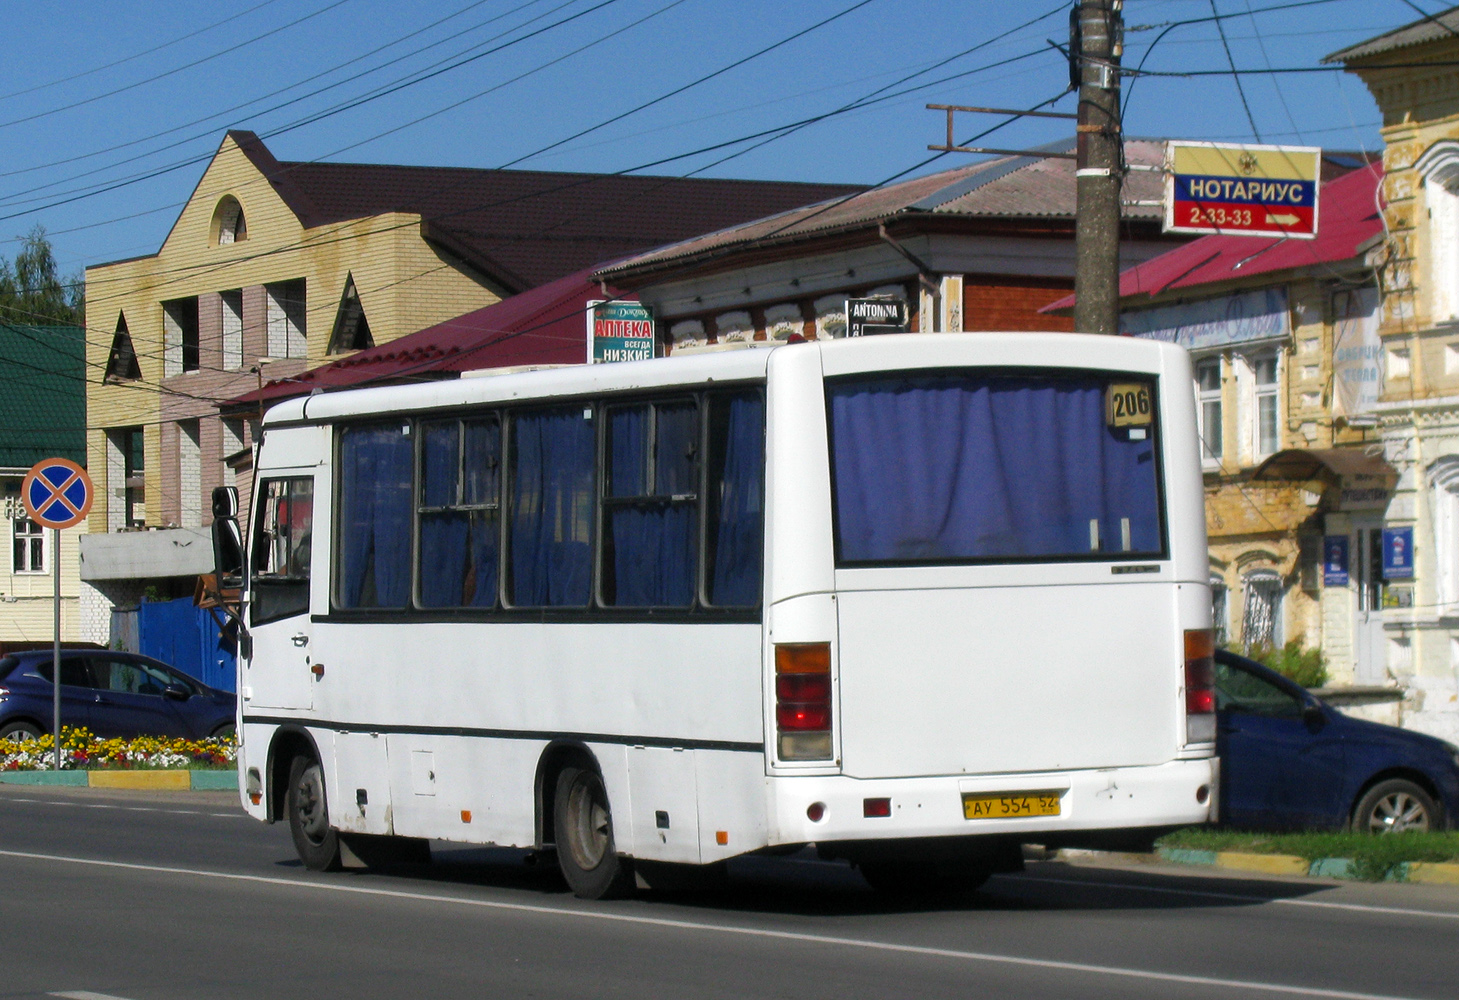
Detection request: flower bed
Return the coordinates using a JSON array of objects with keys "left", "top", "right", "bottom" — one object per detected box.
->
[{"left": 0, "top": 726, "right": 236, "bottom": 771}]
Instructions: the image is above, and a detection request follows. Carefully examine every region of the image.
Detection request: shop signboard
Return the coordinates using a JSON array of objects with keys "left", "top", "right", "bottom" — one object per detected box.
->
[
  {"left": 1121, "top": 287, "right": 1288, "bottom": 352},
  {"left": 846, "top": 297, "right": 910, "bottom": 337},
  {"left": 1382, "top": 526, "right": 1414, "bottom": 580},
  {"left": 1332, "top": 286, "right": 1383, "bottom": 420},
  {"left": 587, "top": 300, "right": 655, "bottom": 364},
  {"left": 1323, "top": 535, "right": 1349, "bottom": 587},
  {"left": 1165, "top": 141, "right": 1321, "bottom": 239}
]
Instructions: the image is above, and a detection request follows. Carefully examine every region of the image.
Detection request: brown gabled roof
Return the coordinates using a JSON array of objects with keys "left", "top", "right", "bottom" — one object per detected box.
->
[
  {"left": 596, "top": 139, "right": 1168, "bottom": 281},
  {"left": 224, "top": 131, "right": 865, "bottom": 292},
  {"left": 1324, "top": 5, "right": 1459, "bottom": 63}
]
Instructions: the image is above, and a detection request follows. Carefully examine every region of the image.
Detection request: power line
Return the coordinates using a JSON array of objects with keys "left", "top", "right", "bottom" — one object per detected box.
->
[
  {"left": 1209, "top": 0, "right": 1263, "bottom": 140},
  {"left": 0, "top": 0, "right": 356, "bottom": 132},
  {"left": 0, "top": 0, "right": 286, "bottom": 104}
]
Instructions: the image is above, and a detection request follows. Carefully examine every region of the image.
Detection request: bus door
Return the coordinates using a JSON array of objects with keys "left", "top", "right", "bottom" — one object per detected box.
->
[{"left": 246, "top": 475, "right": 316, "bottom": 711}]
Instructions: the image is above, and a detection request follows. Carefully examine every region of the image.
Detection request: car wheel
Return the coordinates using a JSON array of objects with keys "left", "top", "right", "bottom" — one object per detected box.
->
[
  {"left": 553, "top": 765, "right": 635, "bottom": 899},
  {"left": 210, "top": 722, "right": 236, "bottom": 740},
  {"left": 858, "top": 859, "right": 993, "bottom": 896},
  {"left": 287, "top": 755, "right": 342, "bottom": 871},
  {"left": 0, "top": 720, "right": 43, "bottom": 742},
  {"left": 1352, "top": 778, "right": 1440, "bottom": 834}
]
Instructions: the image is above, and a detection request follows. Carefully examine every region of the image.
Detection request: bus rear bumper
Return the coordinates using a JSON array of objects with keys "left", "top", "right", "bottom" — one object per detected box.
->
[{"left": 769, "top": 757, "right": 1218, "bottom": 849}]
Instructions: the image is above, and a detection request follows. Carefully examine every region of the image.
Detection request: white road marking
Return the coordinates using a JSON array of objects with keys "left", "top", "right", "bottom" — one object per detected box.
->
[
  {"left": 50, "top": 991, "right": 137, "bottom": 1000},
  {"left": 0, "top": 796, "right": 240, "bottom": 819},
  {"left": 0, "top": 848, "right": 1435, "bottom": 1000},
  {"left": 1002, "top": 873, "right": 1459, "bottom": 922}
]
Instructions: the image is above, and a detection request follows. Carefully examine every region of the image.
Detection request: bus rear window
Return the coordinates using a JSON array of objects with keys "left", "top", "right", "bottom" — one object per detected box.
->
[{"left": 828, "top": 372, "right": 1163, "bottom": 566}]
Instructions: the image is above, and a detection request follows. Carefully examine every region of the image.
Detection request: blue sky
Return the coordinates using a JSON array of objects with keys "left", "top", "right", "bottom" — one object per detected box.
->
[{"left": 0, "top": 0, "right": 1417, "bottom": 277}]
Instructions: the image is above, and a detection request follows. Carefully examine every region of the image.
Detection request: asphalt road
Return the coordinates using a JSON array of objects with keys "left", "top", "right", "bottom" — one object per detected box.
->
[{"left": 0, "top": 783, "right": 1456, "bottom": 1000}]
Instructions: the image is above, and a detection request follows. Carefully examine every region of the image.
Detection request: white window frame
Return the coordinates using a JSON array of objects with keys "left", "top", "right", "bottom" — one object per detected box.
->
[
  {"left": 1211, "top": 573, "right": 1229, "bottom": 647},
  {"left": 1242, "top": 569, "right": 1284, "bottom": 649},
  {"left": 1194, "top": 354, "right": 1223, "bottom": 468},
  {"left": 1430, "top": 457, "right": 1459, "bottom": 612},
  {"left": 1251, "top": 348, "right": 1281, "bottom": 460},
  {"left": 12, "top": 516, "right": 45, "bottom": 574}
]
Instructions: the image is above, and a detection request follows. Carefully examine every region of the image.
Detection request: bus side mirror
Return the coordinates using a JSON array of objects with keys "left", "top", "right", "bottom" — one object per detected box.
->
[{"left": 212, "top": 486, "right": 243, "bottom": 580}]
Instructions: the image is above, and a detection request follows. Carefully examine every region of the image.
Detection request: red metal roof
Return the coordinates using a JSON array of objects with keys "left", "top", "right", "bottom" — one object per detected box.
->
[
  {"left": 229, "top": 268, "right": 616, "bottom": 410},
  {"left": 1043, "top": 163, "right": 1383, "bottom": 312}
]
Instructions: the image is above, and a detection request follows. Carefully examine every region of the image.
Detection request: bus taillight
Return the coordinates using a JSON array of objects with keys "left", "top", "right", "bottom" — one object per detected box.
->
[
  {"left": 1184, "top": 629, "right": 1216, "bottom": 743},
  {"left": 775, "top": 643, "right": 832, "bottom": 761}
]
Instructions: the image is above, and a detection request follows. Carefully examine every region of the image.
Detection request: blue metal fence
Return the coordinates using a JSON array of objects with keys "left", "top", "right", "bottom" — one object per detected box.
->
[{"left": 137, "top": 597, "right": 236, "bottom": 692}]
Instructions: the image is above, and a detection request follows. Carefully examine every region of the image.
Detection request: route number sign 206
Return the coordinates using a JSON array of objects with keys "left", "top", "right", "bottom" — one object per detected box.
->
[{"left": 1106, "top": 383, "right": 1152, "bottom": 428}]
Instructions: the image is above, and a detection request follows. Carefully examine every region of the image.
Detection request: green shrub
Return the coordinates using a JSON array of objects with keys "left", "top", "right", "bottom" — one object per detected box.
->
[{"left": 1242, "top": 640, "right": 1329, "bottom": 688}]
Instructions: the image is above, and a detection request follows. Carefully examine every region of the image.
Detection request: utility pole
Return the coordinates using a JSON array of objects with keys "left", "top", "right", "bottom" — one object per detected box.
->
[{"left": 1073, "top": 0, "right": 1124, "bottom": 335}]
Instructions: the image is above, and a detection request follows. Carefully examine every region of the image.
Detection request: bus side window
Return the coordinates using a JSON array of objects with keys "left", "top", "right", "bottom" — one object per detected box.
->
[
  {"left": 602, "top": 400, "right": 698, "bottom": 607},
  {"left": 418, "top": 417, "right": 500, "bottom": 608},
  {"left": 704, "top": 391, "right": 764, "bottom": 607},
  {"left": 336, "top": 424, "right": 413, "bottom": 610},
  {"left": 252, "top": 477, "right": 314, "bottom": 624},
  {"left": 509, "top": 407, "right": 595, "bottom": 607}
]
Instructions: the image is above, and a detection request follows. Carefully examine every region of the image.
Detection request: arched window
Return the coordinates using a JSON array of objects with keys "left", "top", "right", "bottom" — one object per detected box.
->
[
  {"left": 1429, "top": 456, "right": 1459, "bottom": 610},
  {"left": 211, "top": 195, "right": 247, "bottom": 245},
  {"left": 1242, "top": 569, "right": 1283, "bottom": 650},
  {"left": 1416, "top": 141, "right": 1459, "bottom": 323}
]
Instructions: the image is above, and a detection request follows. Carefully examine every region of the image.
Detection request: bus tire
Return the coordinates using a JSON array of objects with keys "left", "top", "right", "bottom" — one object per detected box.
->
[
  {"left": 287, "top": 754, "right": 342, "bottom": 872},
  {"left": 858, "top": 859, "right": 992, "bottom": 896},
  {"left": 554, "top": 765, "right": 635, "bottom": 900}
]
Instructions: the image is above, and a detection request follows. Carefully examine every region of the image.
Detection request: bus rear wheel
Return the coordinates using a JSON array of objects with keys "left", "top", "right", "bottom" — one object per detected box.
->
[
  {"left": 287, "top": 755, "right": 342, "bottom": 871},
  {"left": 554, "top": 765, "right": 635, "bottom": 899}
]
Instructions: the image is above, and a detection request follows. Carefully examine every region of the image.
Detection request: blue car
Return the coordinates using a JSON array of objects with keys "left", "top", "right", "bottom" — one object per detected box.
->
[
  {"left": 1215, "top": 648, "right": 1459, "bottom": 832},
  {"left": 0, "top": 650, "right": 235, "bottom": 742}
]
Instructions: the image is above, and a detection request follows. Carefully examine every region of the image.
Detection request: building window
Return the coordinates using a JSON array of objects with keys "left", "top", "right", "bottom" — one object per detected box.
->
[
  {"left": 104, "top": 312, "right": 141, "bottom": 382},
  {"left": 266, "top": 279, "right": 307, "bottom": 359},
  {"left": 221, "top": 290, "right": 243, "bottom": 370},
  {"left": 12, "top": 516, "right": 43, "bottom": 573},
  {"left": 1211, "top": 574, "right": 1229, "bottom": 647},
  {"left": 327, "top": 274, "right": 373, "bottom": 354},
  {"left": 1195, "top": 357, "right": 1222, "bottom": 463},
  {"left": 1253, "top": 351, "right": 1279, "bottom": 458},
  {"left": 162, "top": 297, "right": 200, "bottom": 376},
  {"left": 107, "top": 426, "right": 145, "bottom": 529},
  {"left": 1431, "top": 457, "right": 1459, "bottom": 610},
  {"left": 179, "top": 419, "right": 201, "bottom": 528},
  {"left": 212, "top": 196, "right": 247, "bottom": 245},
  {"left": 1242, "top": 570, "right": 1283, "bottom": 650}
]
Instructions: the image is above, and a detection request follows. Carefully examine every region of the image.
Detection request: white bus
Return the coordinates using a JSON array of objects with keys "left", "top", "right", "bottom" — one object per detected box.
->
[{"left": 218, "top": 332, "right": 1218, "bottom": 898}]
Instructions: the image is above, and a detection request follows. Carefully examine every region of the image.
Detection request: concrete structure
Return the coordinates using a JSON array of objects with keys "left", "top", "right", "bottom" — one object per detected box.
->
[
  {"left": 1326, "top": 6, "right": 1459, "bottom": 740},
  {"left": 594, "top": 140, "right": 1188, "bottom": 349},
  {"left": 80, "top": 131, "right": 863, "bottom": 644}
]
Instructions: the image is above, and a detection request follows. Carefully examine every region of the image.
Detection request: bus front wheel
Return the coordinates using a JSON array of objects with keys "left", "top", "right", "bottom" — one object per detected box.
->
[
  {"left": 287, "top": 755, "right": 342, "bottom": 872},
  {"left": 554, "top": 765, "right": 635, "bottom": 899}
]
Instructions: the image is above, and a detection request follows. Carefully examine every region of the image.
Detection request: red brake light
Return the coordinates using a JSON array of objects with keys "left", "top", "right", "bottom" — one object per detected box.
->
[
  {"left": 1185, "top": 628, "right": 1216, "bottom": 716},
  {"left": 863, "top": 797, "right": 891, "bottom": 818},
  {"left": 775, "top": 642, "right": 832, "bottom": 760}
]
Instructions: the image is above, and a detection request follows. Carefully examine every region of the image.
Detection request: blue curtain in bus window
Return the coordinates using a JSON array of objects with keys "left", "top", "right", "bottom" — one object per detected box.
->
[
  {"left": 337, "top": 424, "right": 413, "bottom": 607},
  {"left": 419, "top": 422, "right": 467, "bottom": 608},
  {"left": 463, "top": 419, "right": 500, "bottom": 607},
  {"left": 708, "top": 393, "right": 764, "bottom": 606},
  {"left": 829, "top": 375, "right": 1160, "bottom": 563},
  {"left": 605, "top": 404, "right": 696, "bottom": 607},
  {"left": 511, "top": 409, "right": 594, "bottom": 606}
]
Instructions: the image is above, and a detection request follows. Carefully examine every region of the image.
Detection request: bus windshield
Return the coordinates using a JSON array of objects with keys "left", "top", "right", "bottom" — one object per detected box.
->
[{"left": 828, "top": 371, "right": 1164, "bottom": 566}]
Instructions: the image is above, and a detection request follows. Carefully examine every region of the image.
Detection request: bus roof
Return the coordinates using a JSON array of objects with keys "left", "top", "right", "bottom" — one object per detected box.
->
[{"left": 263, "top": 332, "right": 1182, "bottom": 426}]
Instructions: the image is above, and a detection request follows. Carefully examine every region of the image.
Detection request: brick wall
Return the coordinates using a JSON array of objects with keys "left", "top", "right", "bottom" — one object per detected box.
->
[{"left": 963, "top": 276, "right": 1075, "bottom": 332}]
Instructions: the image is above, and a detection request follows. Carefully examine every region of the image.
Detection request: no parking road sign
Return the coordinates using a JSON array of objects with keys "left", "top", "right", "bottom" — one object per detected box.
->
[
  {"left": 21, "top": 457, "right": 92, "bottom": 529},
  {"left": 21, "top": 458, "right": 93, "bottom": 771}
]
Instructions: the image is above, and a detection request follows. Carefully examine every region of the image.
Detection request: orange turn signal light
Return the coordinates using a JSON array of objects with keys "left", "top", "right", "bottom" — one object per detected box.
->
[{"left": 775, "top": 642, "right": 830, "bottom": 674}]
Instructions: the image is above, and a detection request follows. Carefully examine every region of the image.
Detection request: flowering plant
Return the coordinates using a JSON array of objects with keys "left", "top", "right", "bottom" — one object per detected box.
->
[{"left": 0, "top": 726, "right": 237, "bottom": 770}]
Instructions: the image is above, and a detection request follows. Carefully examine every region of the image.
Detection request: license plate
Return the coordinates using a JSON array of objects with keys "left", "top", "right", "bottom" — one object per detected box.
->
[{"left": 962, "top": 791, "right": 1063, "bottom": 820}]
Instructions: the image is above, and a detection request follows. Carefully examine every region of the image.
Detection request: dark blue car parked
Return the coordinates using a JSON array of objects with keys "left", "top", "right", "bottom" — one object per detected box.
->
[
  {"left": 1216, "top": 648, "right": 1459, "bottom": 832},
  {"left": 0, "top": 650, "right": 235, "bottom": 742}
]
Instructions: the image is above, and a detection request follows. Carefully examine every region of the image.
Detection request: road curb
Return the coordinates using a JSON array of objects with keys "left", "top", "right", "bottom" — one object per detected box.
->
[
  {"left": 0, "top": 770, "right": 237, "bottom": 791},
  {"left": 1146, "top": 847, "right": 1459, "bottom": 884}
]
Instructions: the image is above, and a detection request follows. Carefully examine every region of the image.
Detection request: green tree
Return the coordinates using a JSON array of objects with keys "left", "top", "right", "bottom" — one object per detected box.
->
[{"left": 0, "top": 225, "right": 84, "bottom": 325}]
